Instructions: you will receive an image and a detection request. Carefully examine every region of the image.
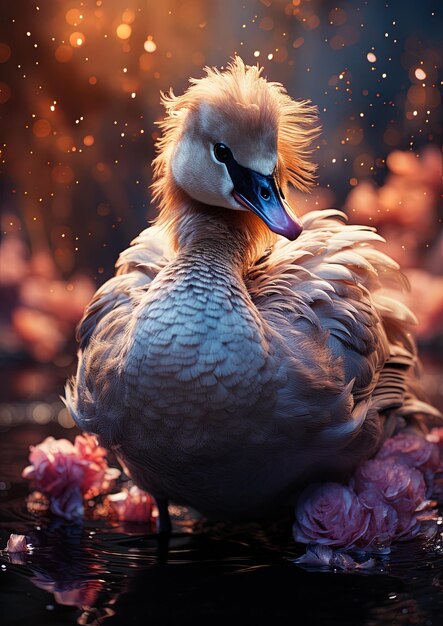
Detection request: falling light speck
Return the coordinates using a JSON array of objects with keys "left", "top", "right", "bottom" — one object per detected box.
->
[
  {"left": 415, "top": 68, "right": 426, "bottom": 80},
  {"left": 131, "top": 92, "right": 136, "bottom": 99},
  {"left": 254, "top": 50, "right": 260, "bottom": 57},
  {"left": 267, "top": 53, "right": 273, "bottom": 60},
  {"left": 367, "top": 52, "right": 376, "bottom": 63}
]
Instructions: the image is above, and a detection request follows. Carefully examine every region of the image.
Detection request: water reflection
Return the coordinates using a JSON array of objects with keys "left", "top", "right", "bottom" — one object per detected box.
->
[{"left": 1, "top": 497, "right": 443, "bottom": 626}]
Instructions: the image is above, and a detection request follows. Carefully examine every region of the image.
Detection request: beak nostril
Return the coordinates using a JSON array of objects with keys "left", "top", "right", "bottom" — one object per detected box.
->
[{"left": 260, "top": 187, "right": 270, "bottom": 200}]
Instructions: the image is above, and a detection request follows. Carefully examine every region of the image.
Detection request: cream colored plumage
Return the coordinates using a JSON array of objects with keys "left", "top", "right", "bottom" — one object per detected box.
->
[{"left": 66, "top": 58, "right": 439, "bottom": 522}]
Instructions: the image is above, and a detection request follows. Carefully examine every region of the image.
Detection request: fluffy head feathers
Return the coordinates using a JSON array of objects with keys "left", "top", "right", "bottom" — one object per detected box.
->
[{"left": 152, "top": 57, "right": 320, "bottom": 244}]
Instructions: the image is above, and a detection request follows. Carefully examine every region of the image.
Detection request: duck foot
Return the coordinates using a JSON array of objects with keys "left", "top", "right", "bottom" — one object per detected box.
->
[{"left": 155, "top": 497, "right": 172, "bottom": 534}]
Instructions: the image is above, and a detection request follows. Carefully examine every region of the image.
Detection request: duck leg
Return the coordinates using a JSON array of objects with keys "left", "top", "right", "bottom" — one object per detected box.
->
[{"left": 155, "top": 497, "right": 172, "bottom": 534}]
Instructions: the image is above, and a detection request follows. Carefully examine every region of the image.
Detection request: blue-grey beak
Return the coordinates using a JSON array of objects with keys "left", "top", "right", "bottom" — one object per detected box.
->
[{"left": 223, "top": 152, "right": 302, "bottom": 241}]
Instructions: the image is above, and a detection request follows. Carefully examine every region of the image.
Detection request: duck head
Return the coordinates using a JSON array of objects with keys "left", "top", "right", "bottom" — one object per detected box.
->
[{"left": 153, "top": 57, "right": 320, "bottom": 242}]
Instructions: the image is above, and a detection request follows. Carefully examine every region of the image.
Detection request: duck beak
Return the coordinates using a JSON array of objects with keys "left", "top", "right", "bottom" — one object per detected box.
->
[{"left": 226, "top": 159, "right": 302, "bottom": 240}]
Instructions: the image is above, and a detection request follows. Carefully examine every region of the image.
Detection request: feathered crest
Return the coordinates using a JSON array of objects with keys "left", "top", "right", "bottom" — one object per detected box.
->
[{"left": 152, "top": 56, "right": 321, "bottom": 217}]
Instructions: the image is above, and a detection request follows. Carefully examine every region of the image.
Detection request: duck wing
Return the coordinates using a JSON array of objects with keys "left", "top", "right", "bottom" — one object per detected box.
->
[
  {"left": 77, "top": 225, "right": 172, "bottom": 351},
  {"left": 245, "top": 209, "right": 440, "bottom": 440},
  {"left": 66, "top": 226, "right": 172, "bottom": 435}
]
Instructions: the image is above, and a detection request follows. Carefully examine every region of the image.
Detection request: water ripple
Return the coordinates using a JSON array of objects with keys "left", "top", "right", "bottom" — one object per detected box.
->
[{"left": 1, "top": 425, "right": 443, "bottom": 626}]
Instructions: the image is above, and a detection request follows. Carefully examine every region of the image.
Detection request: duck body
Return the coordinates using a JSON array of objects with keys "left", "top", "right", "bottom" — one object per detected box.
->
[
  {"left": 68, "top": 208, "right": 422, "bottom": 519},
  {"left": 66, "top": 59, "right": 439, "bottom": 520}
]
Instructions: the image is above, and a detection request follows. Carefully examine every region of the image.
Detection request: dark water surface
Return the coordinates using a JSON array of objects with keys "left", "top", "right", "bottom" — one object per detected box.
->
[{"left": 1, "top": 363, "right": 443, "bottom": 626}]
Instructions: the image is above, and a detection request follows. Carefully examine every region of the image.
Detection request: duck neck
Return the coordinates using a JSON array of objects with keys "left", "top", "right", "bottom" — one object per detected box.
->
[
  {"left": 156, "top": 181, "right": 276, "bottom": 270},
  {"left": 178, "top": 210, "right": 255, "bottom": 274}
]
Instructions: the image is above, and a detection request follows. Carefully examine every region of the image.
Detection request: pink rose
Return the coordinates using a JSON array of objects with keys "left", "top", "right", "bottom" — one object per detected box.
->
[
  {"left": 6, "top": 533, "right": 30, "bottom": 553},
  {"left": 22, "top": 437, "right": 86, "bottom": 520},
  {"left": 357, "top": 489, "right": 398, "bottom": 549},
  {"left": 107, "top": 485, "right": 154, "bottom": 523},
  {"left": 377, "top": 433, "right": 441, "bottom": 472},
  {"left": 50, "top": 486, "right": 84, "bottom": 521},
  {"left": 353, "top": 458, "right": 426, "bottom": 538},
  {"left": 74, "top": 433, "right": 107, "bottom": 464},
  {"left": 353, "top": 458, "right": 426, "bottom": 507},
  {"left": 22, "top": 434, "right": 120, "bottom": 521},
  {"left": 22, "top": 437, "right": 84, "bottom": 498},
  {"left": 293, "top": 483, "right": 370, "bottom": 549},
  {"left": 74, "top": 433, "right": 120, "bottom": 499}
]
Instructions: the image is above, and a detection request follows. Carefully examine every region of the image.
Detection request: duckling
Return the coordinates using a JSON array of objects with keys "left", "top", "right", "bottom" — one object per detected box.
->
[{"left": 66, "top": 57, "right": 439, "bottom": 529}]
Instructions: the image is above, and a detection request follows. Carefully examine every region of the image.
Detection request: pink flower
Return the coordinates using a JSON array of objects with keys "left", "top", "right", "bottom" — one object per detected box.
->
[
  {"left": 50, "top": 486, "right": 84, "bottom": 521},
  {"left": 22, "top": 437, "right": 86, "bottom": 519},
  {"left": 293, "top": 433, "right": 440, "bottom": 553},
  {"left": 22, "top": 437, "right": 82, "bottom": 497},
  {"left": 6, "top": 533, "right": 30, "bottom": 553},
  {"left": 74, "top": 433, "right": 120, "bottom": 499},
  {"left": 107, "top": 485, "right": 154, "bottom": 523},
  {"left": 353, "top": 458, "right": 426, "bottom": 538},
  {"left": 377, "top": 433, "right": 441, "bottom": 473},
  {"left": 353, "top": 458, "right": 426, "bottom": 507},
  {"left": 74, "top": 432, "right": 108, "bottom": 465},
  {"left": 357, "top": 489, "right": 399, "bottom": 549},
  {"left": 22, "top": 434, "right": 120, "bottom": 521},
  {"left": 293, "top": 483, "right": 370, "bottom": 549}
]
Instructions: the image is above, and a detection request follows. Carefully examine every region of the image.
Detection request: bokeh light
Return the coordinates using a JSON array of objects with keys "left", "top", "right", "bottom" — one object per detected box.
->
[
  {"left": 0, "top": 42, "right": 11, "bottom": 62},
  {"left": 69, "top": 32, "right": 85, "bottom": 47},
  {"left": 143, "top": 36, "right": 157, "bottom": 53},
  {"left": 116, "top": 23, "right": 132, "bottom": 40}
]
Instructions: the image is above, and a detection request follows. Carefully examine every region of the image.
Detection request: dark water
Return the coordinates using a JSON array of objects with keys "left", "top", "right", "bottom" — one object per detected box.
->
[{"left": 1, "top": 364, "right": 443, "bottom": 626}]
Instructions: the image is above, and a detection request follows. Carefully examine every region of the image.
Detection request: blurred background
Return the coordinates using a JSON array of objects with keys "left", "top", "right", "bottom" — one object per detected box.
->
[{"left": 0, "top": 0, "right": 442, "bottom": 428}]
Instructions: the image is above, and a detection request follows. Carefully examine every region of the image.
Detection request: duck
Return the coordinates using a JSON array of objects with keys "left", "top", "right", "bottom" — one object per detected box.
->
[{"left": 65, "top": 57, "right": 439, "bottom": 530}]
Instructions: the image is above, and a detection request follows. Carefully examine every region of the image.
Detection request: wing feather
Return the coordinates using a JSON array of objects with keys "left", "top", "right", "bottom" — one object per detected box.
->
[
  {"left": 245, "top": 208, "right": 438, "bottom": 434},
  {"left": 77, "top": 226, "right": 172, "bottom": 351},
  {"left": 68, "top": 226, "right": 172, "bottom": 440}
]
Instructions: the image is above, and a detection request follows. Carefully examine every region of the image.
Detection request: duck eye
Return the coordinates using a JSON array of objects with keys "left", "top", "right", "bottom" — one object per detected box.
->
[
  {"left": 260, "top": 187, "right": 270, "bottom": 200},
  {"left": 214, "top": 143, "right": 231, "bottom": 162}
]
